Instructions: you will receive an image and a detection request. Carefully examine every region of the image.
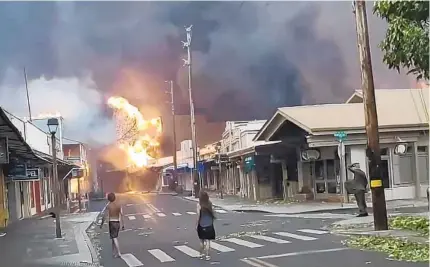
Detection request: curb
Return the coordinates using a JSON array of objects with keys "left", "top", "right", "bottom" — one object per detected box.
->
[{"left": 83, "top": 203, "right": 108, "bottom": 266}]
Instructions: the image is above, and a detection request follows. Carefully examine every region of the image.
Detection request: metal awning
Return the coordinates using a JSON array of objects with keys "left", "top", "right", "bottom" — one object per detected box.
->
[
  {"left": 0, "top": 108, "right": 38, "bottom": 161},
  {"left": 33, "top": 150, "right": 78, "bottom": 168}
]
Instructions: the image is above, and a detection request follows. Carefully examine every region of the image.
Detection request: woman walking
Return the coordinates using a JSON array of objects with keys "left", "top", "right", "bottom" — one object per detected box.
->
[
  {"left": 196, "top": 191, "right": 216, "bottom": 260},
  {"left": 100, "top": 192, "right": 125, "bottom": 258}
]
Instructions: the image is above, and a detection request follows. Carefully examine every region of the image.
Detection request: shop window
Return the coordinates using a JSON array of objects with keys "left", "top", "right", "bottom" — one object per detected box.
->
[
  {"left": 406, "top": 146, "right": 428, "bottom": 154},
  {"left": 418, "top": 146, "right": 428, "bottom": 153}
]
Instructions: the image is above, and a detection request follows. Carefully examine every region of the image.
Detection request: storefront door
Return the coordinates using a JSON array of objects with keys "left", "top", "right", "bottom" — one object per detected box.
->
[{"left": 314, "top": 159, "right": 338, "bottom": 196}]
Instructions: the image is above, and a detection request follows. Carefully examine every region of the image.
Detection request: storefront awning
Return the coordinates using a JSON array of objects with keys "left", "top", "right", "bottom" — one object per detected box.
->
[
  {"left": 33, "top": 150, "right": 79, "bottom": 168},
  {"left": 0, "top": 108, "right": 39, "bottom": 162},
  {"left": 163, "top": 163, "right": 189, "bottom": 172}
]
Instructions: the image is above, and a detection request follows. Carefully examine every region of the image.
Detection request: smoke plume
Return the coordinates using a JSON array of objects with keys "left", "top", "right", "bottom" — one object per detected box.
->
[{"left": 0, "top": 1, "right": 415, "bottom": 152}]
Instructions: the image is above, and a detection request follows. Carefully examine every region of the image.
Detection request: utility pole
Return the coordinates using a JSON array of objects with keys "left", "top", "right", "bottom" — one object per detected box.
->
[
  {"left": 23, "top": 67, "right": 32, "bottom": 121},
  {"left": 353, "top": 0, "right": 388, "bottom": 230},
  {"left": 182, "top": 25, "right": 200, "bottom": 198},
  {"left": 216, "top": 145, "right": 223, "bottom": 199},
  {"left": 165, "top": 80, "right": 178, "bottom": 190},
  {"left": 77, "top": 177, "right": 81, "bottom": 212}
]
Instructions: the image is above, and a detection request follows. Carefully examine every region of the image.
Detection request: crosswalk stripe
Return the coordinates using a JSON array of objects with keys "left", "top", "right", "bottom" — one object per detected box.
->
[
  {"left": 297, "top": 229, "right": 328, "bottom": 235},
  {"left": 172, "top": 213, "right": 182, "bottom": 216},
  {"left": 128, "top": 215, "right": 136, "bottom": 220},
  {"left": 247, "top": 235, "right": 291, "bottom": 244},
  {"left": 223, "top": 238, "right": 264, "bottom": 248},
  {"left": 143, "top": 214, "right": 151, "bottom": 219},
  {"left": 174, "top": 245, "right": 201, "bottom": 257},
  {"left": 148, "top": 249, "right": 175, "bottom": 262},
  {"left": 210, "top": 242, "right": 235, "bottom": 252},
  {"left": 215, "top": 209, "right": 227, "bottom": 213},
  {"left": 240, "top": 258, "right": 262, "bottom": 267},
  {"left": 186, "top": 211, "right": 197, "bottom": 215},
  {"left": 156, "top": 213, "right": 166, "bottom": 217},
  {"left": 274, "top": 232, "right": 317, "bottom": 241},
  {"left": 121, "top": 253, "right": 143, "bottom": 266}
]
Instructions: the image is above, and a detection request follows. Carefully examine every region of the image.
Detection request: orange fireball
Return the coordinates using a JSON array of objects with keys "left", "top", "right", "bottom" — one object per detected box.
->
[{"left": 108, "top": 96, "right": 162, "bottom": 169}]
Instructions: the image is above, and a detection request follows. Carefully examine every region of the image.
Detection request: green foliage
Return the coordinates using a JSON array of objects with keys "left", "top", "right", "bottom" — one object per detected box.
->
[
  {"left": 389, "top": 216, "right": 429, "bottom": 236},
  {"left": 373, "top": 1, "right": 429, "bottom": 80},
  {"left": 348, "top": 236, "right": 429, "bottom": 262}
]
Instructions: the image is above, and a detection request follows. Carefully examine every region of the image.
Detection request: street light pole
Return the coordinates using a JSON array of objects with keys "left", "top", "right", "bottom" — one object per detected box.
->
[
  {"left": 182, "top": 25, "right": 199, "bottom": 197},
  {"left": 48, "top": 118, "right": 61, "bottom": 238},
  {"left": 166, "top": 80, "right": 178, "bottom": 189},
  {"left": 353, "top": 0, "right": 388, "bottom": 230}
]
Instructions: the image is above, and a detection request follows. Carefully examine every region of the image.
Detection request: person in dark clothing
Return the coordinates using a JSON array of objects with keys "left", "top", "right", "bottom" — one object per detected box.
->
[
  {"left": 346, "top": 163, "right": 369, "bottom": 217},
  {"left": 196, "top": 191, "right": 216, "bottom": 260}
]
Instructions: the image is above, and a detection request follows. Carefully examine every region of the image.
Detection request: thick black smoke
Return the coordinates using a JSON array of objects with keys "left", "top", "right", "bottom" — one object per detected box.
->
[{"left": 0, "top": 1, "right": 412, "bottom": 148}]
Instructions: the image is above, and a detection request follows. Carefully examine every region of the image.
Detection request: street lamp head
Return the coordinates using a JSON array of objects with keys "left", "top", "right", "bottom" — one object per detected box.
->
[{"left": 47, "top": 118, "right": 59, "bottom": 135}]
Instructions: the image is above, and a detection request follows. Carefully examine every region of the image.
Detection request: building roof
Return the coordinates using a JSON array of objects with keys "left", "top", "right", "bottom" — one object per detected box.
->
[{"left": 255, "top": 88, "right": 429, "bottom": 141}]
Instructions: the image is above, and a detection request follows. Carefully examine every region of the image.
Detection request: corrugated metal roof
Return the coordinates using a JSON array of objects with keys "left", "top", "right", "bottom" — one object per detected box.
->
[{"left": 278, "top": 88, "right": 429, "bottom": 133}]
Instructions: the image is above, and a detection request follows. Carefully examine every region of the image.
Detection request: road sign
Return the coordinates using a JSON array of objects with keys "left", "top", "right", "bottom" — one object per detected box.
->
[{"left": 334, "top": 131, "right": 347, "bottom": 142}]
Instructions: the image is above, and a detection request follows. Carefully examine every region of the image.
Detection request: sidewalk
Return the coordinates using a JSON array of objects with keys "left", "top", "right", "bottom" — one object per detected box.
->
[
  {"left": 331, "top": 212, "right": 429, "bottom": 243},
  {"left": 0, "top": 211, "right": 99, "bottom": 266},
  {"left": 184, "top": 193, "right": 429, "bottom": 214}
]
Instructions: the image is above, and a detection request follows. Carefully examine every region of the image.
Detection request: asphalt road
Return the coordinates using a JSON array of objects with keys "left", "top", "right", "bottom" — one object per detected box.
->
[{"left": 95, "top": 193, "right": 427, "bottom": 267}]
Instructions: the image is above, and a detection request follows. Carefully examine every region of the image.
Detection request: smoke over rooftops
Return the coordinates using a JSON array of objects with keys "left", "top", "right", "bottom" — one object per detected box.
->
[{"left": 0, "top": 1, "right": 413, "bottom": 150}]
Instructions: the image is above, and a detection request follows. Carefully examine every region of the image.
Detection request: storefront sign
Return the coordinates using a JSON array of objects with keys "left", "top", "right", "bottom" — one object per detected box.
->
[
  {"left": 6, "top": 157, "right": 29, "bottom": 180},
  {"left": 26, "top": 168, "right": 41, "bottom": 179},
  {"left": 244, "top": 156, "right": 255, "bottom": 173},
  {"left": 72, "top": 169, "right": 84, "bottom": 178},
  {"left": 301, "top": 149, "right": 320, "bottom": 161}
]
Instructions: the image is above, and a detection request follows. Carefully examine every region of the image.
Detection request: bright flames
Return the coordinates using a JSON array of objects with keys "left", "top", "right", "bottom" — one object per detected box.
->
[{"left": 107, "top": 96, "right": 162, "bottom": 169}]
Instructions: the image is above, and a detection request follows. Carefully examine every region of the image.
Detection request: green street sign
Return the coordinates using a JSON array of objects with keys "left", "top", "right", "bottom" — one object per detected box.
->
[
  {"left": 334, "top": 131, "right": 347, "bottom": 142},
  {"left": 244, "top": 156, "right": 255, "bottom": 173}
]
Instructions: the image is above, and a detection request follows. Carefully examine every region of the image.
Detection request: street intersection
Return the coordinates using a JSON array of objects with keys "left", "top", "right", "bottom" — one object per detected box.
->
[{"left": 94, "top": 193, "right": 427, "bottom": 267}]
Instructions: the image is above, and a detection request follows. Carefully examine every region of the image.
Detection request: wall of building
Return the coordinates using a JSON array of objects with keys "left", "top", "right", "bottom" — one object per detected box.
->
[
  {"left": 25, "top": 123, "right": 50, "bottom": 155},
  {"left": 349, "top": 145, "right": 368, "bottom": 174}
]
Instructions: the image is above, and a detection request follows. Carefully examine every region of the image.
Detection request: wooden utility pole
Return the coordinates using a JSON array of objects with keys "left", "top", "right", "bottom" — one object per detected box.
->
[
  {"left": 166, "top": 81, "right": 178, "bottom": 188},
  {"left": 353, "top": 0, "right": 388, "bottom": 230},
  {"left": 23, "top": 67, "right": 32, "bottom": 121}
]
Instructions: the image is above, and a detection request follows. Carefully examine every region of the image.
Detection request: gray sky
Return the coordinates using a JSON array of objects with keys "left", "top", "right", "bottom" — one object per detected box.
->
[{"left": 0, "top": 1, "right": 413, "bottom": 146}]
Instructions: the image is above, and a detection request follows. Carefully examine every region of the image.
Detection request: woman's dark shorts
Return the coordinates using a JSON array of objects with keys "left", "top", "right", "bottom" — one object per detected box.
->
[
  {"left": 109, "top": 221, "right": 120, "bottom": 239},
  {"left": 197, "top": 225, "right": 215, "bottom": 240}
]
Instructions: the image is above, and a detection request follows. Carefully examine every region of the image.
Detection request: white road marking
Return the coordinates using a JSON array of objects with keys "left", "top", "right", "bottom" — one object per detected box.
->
[
  {"left": 223, "top": 238, "right": 264, "bottom": 248},
  {"left": 143, "top": 214, "right": 151, "bottom": 219},
  {"left": 241, "top": 258, "right": 278, "bottom": 267},
  {"left": 174, "top": 245, "right": 201, "bottom": 257},
  {"left": 251, "top": 258, "right": 279, "bottom": 267},
  {"left": 186, "top": 211, "right": 197, "bottom": 215},
  {"left": 148, "top": 249, "right": 175, "bottom": 262},
  {"left": 156, "top": 213, "right": 166, "bottom": 217},
  {"left": 247, "top": 235, "right": 291, "bottom": 244},
  {"left": 147, "top": 203, "right": 160, "bottom": 213},
  {"left": 172, "top": 213, "right": 182, "bottom": 216},
  {"left": 128, "top": 215, "right": 136, "bottom": 221},
  {"left": 121, "top": 253, "right": 144, "bottom": 266},
  {"left": 215, "top": 209, "right": 227, "bottom": 213},
  {"left": 274, "top": 232, "right": 317, "bottom": 241},
  {"left": 297, "top": 229, "right": 328, "bottom": 235},
  {"left": 240, "top": 258, "right": 264, "bottom": 267},
  {"left": 210, "top": 242, "right": 235, "bottom": 252},
  {"left": 257, "top": 247, "right": 350, "bottom": 259}
]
